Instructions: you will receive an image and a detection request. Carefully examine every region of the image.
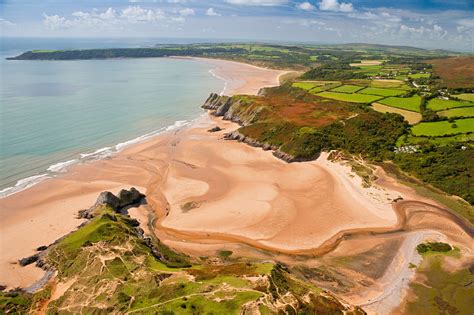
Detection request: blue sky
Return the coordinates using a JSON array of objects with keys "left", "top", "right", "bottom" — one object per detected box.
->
[{"left": 1, "top": 0, "right": 473, "bottom": 51}]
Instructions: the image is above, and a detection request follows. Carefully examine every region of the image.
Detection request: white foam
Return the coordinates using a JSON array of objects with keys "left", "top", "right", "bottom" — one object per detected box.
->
[
  {"left": 209, "top": 68, "right": 228, "bottom": 96},
  {"left": 47, "top": 159, "right": 78, "bottom": 172},
  {"left": 0, "top": 174, "right": 50, "bottom": 198},
  {"left": 80, "top": 147, "right": 113, "bottom": 159},
  {"left": 0, "top": 119, "right": 192, "bottom": 199},
  {"left": 115, "top": 120, "right": 189, "bottom": 151}
]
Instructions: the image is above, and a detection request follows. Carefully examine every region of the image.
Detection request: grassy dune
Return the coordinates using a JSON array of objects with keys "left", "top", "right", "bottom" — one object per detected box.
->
[
  {"left": 405, "top": 256, "right": 473, "bottom": 315},
  {"left": 0, "top": 204, "right": 359, "bottom": 313}
]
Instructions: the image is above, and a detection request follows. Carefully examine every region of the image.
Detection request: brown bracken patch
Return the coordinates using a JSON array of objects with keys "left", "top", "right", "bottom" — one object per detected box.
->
[{"left": 428, "top": 57, "right": 474, "bottom": 89}]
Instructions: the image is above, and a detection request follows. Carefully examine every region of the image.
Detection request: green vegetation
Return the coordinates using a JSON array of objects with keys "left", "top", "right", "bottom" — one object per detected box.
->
[
  {"left": 0, "top": 202, "right": 361, "bottom": 314},
  {"left": 378, "top": 95, "right": 422, "bottom": 112},
  {"left": 397, "top": 133, "right": 474, "bottom": 146},
  {"left": 411, "top": 118, "right": 474, "bottom": 136},
  {"left": 218, "top": 250, "right": 233, "bottom": 258},
  {"left": 292, "top": 81, "right": 319, "bottom": 91},
  {"left": 439, "top": 107, "right": 474, "bottom": 118},
  {"left": 317, "top": 91, "right": 382, "bottom": 103},
  {"left": 426, "top": 98, "right": 474, "bottom": 111},
  {"left": 393, "top": 145, "right": 474, "bottom": 206},
  {"left": 405, "top": 256, "right": 473, "bottom": 315},
  {"left": 358, "top": 87, "right": 406, "bottom": 97},
  {"left": 330, "top": 84, "right": 364, "bottom": 93},
  {"left": 416, "top": 242, "right": 452, "bottom": 254},
  {"left": 408, "top": 73, "right": 430, "bottom": 79},
  {"left": 180, "top": 201, "right": 200, "bottom": 212},
  {"left": 370, "top": 80, "right": 409, "bottom": 89},
  {"left": 455, "top": 93, "right": 474, "bottom": 102}
]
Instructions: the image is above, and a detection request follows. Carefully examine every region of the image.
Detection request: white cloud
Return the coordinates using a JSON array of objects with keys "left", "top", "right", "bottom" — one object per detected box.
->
[
  {"left": 225, "top": 0, "right": 288, "bottom": 6},
  {"left": 319, "top": 0, "right": 353, "bottom": 12},
  {"left": 179, "top": 8, "right": 195, "bottom": 16},
  {"left": 0, "top": 18, "right": 15, "bottom": 27},
  {"left": 42, "top": 6, "right": 185, "bottom": 31},
  {"left": 399, "top": 23, "right": 448, "bottom": 40},
  {"left": 458, "top": 18, "right": 474, "bottom": 28},
  {"left": 206, "top": 8, "right": 221, "bottom": 16},
  {"left": 43, "top": 14, "right": 73, "bottom": 30},
  {"left": 121, "top": 6, "right": 165, "bottom": 22},
  {"left": 297, "top": 2, "right": 315, "bottom": 11}
]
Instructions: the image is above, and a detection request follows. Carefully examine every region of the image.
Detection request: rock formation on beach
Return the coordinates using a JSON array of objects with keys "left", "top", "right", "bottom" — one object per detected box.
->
[{"left": 79, "top": 187, "right": 145, "bottom": 219}]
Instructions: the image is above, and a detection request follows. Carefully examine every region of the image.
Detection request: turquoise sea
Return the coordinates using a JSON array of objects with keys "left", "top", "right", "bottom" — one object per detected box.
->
[{"left": 0, "top": 38, "right": 224, "bottom": 195}]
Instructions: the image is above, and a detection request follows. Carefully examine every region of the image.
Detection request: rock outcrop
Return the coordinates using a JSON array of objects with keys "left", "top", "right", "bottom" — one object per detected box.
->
[
  {"left": 203, "top": 93, "right": 303, "bottom": 163},
  {"left": 117, "top": 187, "right": 143, "bottom": 208},
  {"left": 224, "top": 130, "right": 274, "bottom": 150},
  {"left": 202, "top": 93, "right": 230, "bottom": 115},
  {"left": 79, "top": 187, "right": 145, "bottom": 218},
  {"left": 207, "top": 126, "right": 222, "bottom": 132}
]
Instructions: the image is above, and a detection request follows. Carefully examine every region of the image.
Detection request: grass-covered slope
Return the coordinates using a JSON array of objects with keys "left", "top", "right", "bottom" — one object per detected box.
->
[{"left": 0, "top": 204, "right": 364, "bottom": 314}]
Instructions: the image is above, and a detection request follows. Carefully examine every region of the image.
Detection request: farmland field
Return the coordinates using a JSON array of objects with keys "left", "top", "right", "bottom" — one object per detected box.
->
[
  {"left": 438, "top": 107, "right": 474, "bottom": 118},
  {"left": 378, "top": 95, "right": 422, "bottom": 112},
  {"left": 455, "top": 93, "right": 474, "bottom": 102},
  {"left": 330, "top": 84, "right": 364, "bottom": 93},
  {"left": 372, "top": 103, "right": 421, "bottom": 124},
  {"left": 370, "top": 79, "right": 411, "bottom": 90},
  {"left": 408, "top": 73, "right": 431, "bottom": 79},
  {"left": 317, "top": 91, "right": 382, "bottom": 103},
  {"left": 292, "top": 82, "right": 318, "bottom": 91},
  {"left": 398, "top": 133, "right": 474, "bottom": 146},
  {"left": 349, "top": 60, "right": 383, "bottom": 66},
  {"left": 359, "top": 87, "right": 406, "bottom": 97},
  {"left": 411, "top": 118, "right": 474, "bottom": 137},
  {"left": 427, "top": 98, "right": 474, "bottom": 111}
]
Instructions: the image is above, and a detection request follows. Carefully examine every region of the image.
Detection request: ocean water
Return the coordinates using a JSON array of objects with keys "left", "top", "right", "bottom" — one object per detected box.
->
[{"left": 0, "top": 38, "right": 224, "bottom": 196}]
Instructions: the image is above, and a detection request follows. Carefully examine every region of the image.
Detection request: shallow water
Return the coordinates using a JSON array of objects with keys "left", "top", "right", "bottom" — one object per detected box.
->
[{"left": 0, "top": 39, "right": 223, "bottom": 195}]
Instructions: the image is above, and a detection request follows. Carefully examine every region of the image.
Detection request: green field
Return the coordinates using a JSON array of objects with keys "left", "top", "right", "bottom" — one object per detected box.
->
[
  {"left": 353, "top": 65, "right": 383, "bottom": 75},
  {"left": 317, "top": 91, "right": 382, "bottom": 103},
  {"left": 439, "top": 107, "right": 474, "bottom": 118},
  {"left": 378, "top": 95, "right": 422, "bottom": 112},
  {"left": 359, "top": 87, "right": 406, "bottom": 97},
  {"left": 408, "top": 73, "right": 431, "bottom": 79},
  {"left": 397, "top": 133, "right": 474, "bottom": 146},
  {"left": 411, "top": 118, "right": 474, "bottom": 137},
  {"left": 427, "top": 98, "right": 474, "bottom": 111},
  {"left": 370, "top": 80, "right": 410, "bottom": 90},
  {"left": 292, "top": 82, "right": 318, "bottom": 91},
  {"left": 455, "top": 93, "right": 474, "bottom": 102},
  {"left": 330, "top": 84, "right": 365, "bottom": 93}
]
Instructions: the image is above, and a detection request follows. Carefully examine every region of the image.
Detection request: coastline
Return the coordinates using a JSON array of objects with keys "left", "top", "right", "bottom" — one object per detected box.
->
[
  {"left": 0, "top": 57, "right": 287, "bottom": 289},
  {"left": 0, "top": 56, "right": 471, "bottom": 314}
]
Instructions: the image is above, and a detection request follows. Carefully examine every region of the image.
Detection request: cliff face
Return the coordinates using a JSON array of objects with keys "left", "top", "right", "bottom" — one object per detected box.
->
[
  {"left": 202, "top": 93, "right": 301, "bottom": 162},
  {"left": 202, "top": 93, "right": 261, "bottom": 125}
]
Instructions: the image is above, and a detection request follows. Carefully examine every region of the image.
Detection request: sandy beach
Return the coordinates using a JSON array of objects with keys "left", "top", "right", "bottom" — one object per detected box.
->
[
  {"left": 0, "top": 58, "right": 287, "bottom": 289},
  {"left": 0, "top": 57, "right": 472, "bottom": 313}
]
